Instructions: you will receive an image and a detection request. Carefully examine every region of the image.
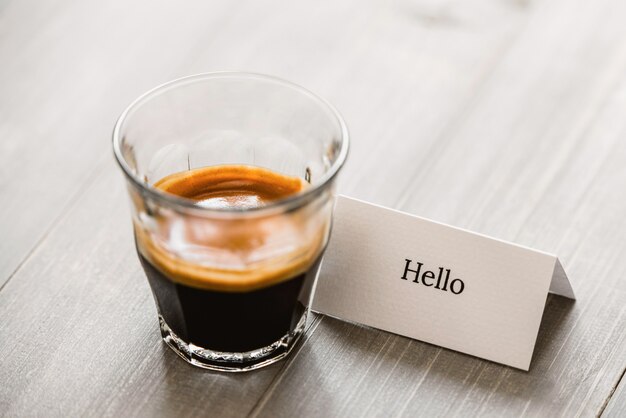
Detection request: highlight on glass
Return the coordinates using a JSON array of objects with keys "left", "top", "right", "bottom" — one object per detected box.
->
[{"left": 113, "top": 72, "right": 349, "bottom": 371}]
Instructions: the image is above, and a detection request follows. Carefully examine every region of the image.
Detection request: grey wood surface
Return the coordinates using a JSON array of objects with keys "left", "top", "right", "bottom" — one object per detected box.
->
[{"left": 1, "top": 0, "right": 625, "bottom": 417}]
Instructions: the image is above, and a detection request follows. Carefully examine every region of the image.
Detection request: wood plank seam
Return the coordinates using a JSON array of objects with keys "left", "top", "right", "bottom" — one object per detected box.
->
[
  {"left": 503, "top": 40, "right": 626, "bottom": 244},
  {"left": 572, "top": 298, "right": 626, "bottom": 416},
  {"left": 345, "top": 16, "right": 527, "bottom": 204},
  {"left": 0, "top": 0, "right": 249, "bottom": 286},
  {"left": 599, "top": 366, "right": 626, "bottom": 417},
  {"left": 342, "top": 24, "right": 541, "bottom": 408},
  {"left": 3, "top": 0, "right": 626, "bottom": 414},
  {"left": 0, "top": 157, "right": 109, "bottom": 294},
  {"left": 394, "top": 44, "right": 626, "bottom": 414},
  {"left": 392, "top": 24, "right": 530, "bottom": 211},
  {"left": 247, "top": 314, "right": 325, "bottom": 417},
  {"left": 248, "top": 14, "right": 536, "bottom": 413}
]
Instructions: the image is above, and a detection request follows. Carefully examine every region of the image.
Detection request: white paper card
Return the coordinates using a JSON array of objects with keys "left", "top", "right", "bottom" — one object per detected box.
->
[{"left": 313, "top": 195, "right": 575, "bottom": 370}]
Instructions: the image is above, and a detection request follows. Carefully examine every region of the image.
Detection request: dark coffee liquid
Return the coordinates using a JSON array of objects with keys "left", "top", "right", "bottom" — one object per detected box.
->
[
  {"left": 135, "top": 165, "right": 324, "bottom": 352},
  {"left": 138, "top": 251, "right": 322, "bottom": 352}
]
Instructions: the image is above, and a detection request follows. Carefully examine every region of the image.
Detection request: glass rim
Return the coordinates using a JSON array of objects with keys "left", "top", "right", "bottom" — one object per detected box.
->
[{"left": 112, "top": 71, "right": 349, "bottom": 216}]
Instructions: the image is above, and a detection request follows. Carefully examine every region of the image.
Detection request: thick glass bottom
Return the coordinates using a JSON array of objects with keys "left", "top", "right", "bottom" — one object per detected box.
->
[{"left": 158, "top": 312, "right": 308, "bottom": 372}]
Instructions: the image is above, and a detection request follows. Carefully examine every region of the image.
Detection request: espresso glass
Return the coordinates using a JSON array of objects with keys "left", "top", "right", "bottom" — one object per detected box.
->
[{"left": 113, "top": 72, "right": 348, "bottom": 371}]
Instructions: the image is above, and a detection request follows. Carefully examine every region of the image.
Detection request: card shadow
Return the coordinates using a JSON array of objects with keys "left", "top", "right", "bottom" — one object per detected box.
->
[{"left": 306, "top": 294, "right": 576, "bottom": 412}]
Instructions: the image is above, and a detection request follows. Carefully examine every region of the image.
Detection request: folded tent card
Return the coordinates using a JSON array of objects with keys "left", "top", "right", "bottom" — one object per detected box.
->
[{"left": 313, "top": 195, "right": 575, "bottom": 371}]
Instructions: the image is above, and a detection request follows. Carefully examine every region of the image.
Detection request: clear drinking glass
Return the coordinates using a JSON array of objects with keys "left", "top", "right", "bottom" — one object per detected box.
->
[{"left": 112, "top": 72, "right": 348, "bottom": 371}]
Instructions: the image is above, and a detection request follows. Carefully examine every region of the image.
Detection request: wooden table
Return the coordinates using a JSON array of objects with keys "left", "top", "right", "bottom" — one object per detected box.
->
[{"left": 1, "top": 0, "right": 625, "bottom": 416}]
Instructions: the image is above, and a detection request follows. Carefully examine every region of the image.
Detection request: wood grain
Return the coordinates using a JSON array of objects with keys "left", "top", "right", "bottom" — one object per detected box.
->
[
  {"left": 0, "top": 0, "right": 528, "bottom": 415},
  {"left": 250, "top": 0, "right": 626, "bottom": 415},
  {"left": 0, "top": 0, "right": 235, "bottom": 287},
  {"left": 1, "top": 0, "right": 625, "bottom": 416}
]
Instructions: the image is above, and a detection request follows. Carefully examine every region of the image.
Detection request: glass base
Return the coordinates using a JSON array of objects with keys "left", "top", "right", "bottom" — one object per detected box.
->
[{"left": 158, "top": 312, "right": 308, "bottom": 372}]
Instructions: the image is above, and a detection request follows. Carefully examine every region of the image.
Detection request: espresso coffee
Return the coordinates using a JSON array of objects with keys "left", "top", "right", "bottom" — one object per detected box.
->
[{"left": 134, "top": 165, "right": 325, "bottom": 353}]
